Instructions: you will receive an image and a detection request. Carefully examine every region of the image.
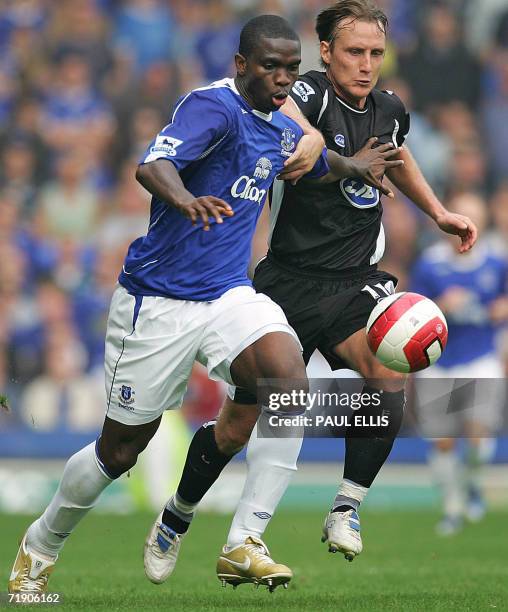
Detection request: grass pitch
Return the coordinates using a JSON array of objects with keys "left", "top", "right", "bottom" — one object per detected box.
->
[{"left": 1, "top": 510, "right": 506, "bottom": 611}]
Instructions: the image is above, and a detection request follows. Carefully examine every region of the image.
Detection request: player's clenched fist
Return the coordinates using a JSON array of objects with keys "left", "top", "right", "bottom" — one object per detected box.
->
[{"left": 176, "top": 196, "right": 234, "bottom": 231}]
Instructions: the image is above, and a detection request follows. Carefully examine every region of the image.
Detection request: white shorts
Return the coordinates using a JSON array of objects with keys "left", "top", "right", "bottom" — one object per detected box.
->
[
  {"left": 414, "top": 354, "right": 505, "bottom": 436},
  {"left": 104, "top": 285, "right": 300, "bottom": 425}
]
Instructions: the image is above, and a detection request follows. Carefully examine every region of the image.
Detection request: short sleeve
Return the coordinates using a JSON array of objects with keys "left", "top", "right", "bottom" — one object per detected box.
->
[
  {"left": 289, "top": 76, "right": 323, "bottom": 123},
  {"left": 139, "top": 90, "right": 231, "bottom": 171},
  {"left": 382, "top": 90, "right": 410, "bottom": 146}
]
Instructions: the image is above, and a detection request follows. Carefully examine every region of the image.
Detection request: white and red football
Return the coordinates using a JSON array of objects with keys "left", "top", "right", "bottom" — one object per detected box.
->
[{"left": 366, "top": 292, "right": 448, "bottom": 373}]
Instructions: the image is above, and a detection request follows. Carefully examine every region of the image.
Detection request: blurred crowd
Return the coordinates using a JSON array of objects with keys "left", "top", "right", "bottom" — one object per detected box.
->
[{"left": 1, "top": 0, "right": 508, "bottom": 435}]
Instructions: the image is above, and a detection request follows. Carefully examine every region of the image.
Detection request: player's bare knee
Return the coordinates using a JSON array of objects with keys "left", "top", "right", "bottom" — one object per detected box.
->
[{"left": 101, "top": 443, "right": 139, "bottom": 476}]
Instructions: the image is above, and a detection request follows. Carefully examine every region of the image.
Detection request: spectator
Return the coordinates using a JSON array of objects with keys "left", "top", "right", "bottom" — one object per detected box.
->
[
  {"left": 20, "top": 327, "right": 103, "bottom": 433},
  {"left": 400, "top": 3, "right": 481, "bottom": 114},
  {"left": 34, "top": 149, "right": 100, "bottom": 245},
  {"left": 112, "top": 0, "right": 175, "bottom": 75}
]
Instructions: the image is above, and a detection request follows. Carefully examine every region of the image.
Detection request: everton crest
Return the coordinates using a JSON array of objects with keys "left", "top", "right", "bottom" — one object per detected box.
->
[
  {"left": 118, "top": 384, "right": 135, "bottom": 409},
  {"left": 280, "top": 128, "right": 296, "bottom": 157}
]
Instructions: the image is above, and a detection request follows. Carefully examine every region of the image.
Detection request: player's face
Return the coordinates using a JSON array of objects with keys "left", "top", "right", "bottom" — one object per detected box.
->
[
  {"left": 320, "top": 19, "right": 386, "bottom": 109},
  {"left": 235, "top": 37, "right": 301, "bottom": 113}
]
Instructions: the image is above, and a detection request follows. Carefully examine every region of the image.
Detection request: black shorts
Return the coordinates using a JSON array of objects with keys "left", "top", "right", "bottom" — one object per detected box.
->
[{"left": 233, "top": 254, "right": 398, "bottom": 404}]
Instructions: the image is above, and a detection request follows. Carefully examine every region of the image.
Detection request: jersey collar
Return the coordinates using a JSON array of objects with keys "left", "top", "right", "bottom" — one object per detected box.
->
[{"left": 335, "top": 95, "right": 370, "bottom": 114}]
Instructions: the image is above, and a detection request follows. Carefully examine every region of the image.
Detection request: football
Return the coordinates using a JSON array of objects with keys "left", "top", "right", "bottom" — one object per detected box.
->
[{"left": 366, "top": 292, "right": 448, "bottom": 373}]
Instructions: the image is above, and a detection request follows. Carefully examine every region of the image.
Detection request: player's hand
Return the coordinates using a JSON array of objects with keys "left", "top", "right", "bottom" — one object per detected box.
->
[
  {"left": 435, "top": 211, "right": 477, "bottom": 253},
  {"left": 489, "top": 296, "right": 508, "bottom": 323},
  {"left": 176, "top": 196, "right": 234, "bottom": 231},
  {"left": 352, "top": 137, "right": 404, "bottom": 198},
  {"left": 278, "top": 131, "right": 325, "bottom": 184}
]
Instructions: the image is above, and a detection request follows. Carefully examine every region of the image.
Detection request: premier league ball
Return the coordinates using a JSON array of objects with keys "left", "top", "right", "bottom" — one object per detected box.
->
[{"left": 366, "top": 292, "right": 448, "bottom": 373}]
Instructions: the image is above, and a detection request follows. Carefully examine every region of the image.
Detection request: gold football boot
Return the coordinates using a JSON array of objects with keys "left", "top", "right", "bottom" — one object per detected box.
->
[{"left": 217, "top": 536, "right": 292, "bottom": 592}]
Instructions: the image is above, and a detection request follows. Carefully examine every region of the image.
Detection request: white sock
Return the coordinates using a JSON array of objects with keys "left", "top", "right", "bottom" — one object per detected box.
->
[
  {"left": 332, "top": 479, "right": 368, "bottom": 512},
  {"left": 26, "top": 441, "right": 113, "bottom": 558},
  {"left": 226, "top": 411, "right": 303, "bottom": 549},
  {"left": 429, "top": 448, "right": 464, "bottom": 517}
]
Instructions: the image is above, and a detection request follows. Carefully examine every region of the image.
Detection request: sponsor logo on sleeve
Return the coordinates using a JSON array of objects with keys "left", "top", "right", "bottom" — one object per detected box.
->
[
  {"left": 292, "top": 80, "right": 315, "bottom": 102},
  {"left": 150, "top": 135, "right": 183, "bottom": 157}
]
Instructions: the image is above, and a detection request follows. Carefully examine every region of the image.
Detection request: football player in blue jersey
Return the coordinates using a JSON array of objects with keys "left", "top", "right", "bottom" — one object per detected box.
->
[
  {"left": 8, "top": 15, "right": 403, "bottom": 595},
  {"left": 411, "top": 193, "right": 508, "bottom": 535}
]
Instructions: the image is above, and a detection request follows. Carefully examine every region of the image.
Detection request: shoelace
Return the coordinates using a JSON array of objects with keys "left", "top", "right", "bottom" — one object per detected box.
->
[
  {"left": 244, "top": 543, "right": 273, "bottom": 564},
  {"left": 19, "top": 569, "right": 48, "bottom": 593}
]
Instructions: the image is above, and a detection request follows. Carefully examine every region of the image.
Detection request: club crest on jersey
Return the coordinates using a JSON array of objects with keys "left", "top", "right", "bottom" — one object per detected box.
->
[
  {"left": 280, "top": 128, "right": 296, "bottom": 157},
  {"left": 254, "top": 157, "right": 273, "bottom": 180},
  {"left": 292, "top": 80, "right": 315, "bottom": 103},
  {"left": 334, "top": 134, "right": 345, "bottom": 147},
  {"left": 118, "top": 385, "right": 135, "bottom": 410},
  {"left": 150, "top": 135, "right": 183, "bottom": 157},
  {"left": 340, "top": 178, "right": 380, "bottom": 208}
]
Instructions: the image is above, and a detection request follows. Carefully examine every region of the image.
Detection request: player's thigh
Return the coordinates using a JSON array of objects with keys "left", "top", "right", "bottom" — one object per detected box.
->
[
  {"left": 104, "top": 286, "right": 201, "bottom": 426},
  {"left": 198, "top": 286, "right": 306, "bottom": 396},
  {"left": 214, "top": 396, "right": 261, "bottom": 450},
  {"left": 333, "top": 327, "right": 406, "bottom": 391}
]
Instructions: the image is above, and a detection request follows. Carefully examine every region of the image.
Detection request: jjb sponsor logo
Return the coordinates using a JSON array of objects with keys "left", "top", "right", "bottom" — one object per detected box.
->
[
  {"left": 230, "top": 157, "right": 271, "bottom": 204},
  {"left": 335, "top": 133, "right": 345, "bottom": 147},
  {"left": 340, "top": 178, "right": 380, "bottom": 208},
  {"left": 150, "top": 134, "right": 183, "bottom": 157}
]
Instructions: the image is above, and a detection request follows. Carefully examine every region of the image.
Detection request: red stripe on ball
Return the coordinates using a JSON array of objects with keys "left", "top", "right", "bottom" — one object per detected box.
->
[{"left": 403, "top": 317, "right": 448, "bottom": 372}]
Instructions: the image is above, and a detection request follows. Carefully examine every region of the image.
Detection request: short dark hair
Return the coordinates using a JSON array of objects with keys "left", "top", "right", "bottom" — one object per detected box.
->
[
  {"left": 239, "top": 15, "right": 299, "bottom": 58},
  {"left": 316, "top": 0, "right": 388, "bottom": 45}
]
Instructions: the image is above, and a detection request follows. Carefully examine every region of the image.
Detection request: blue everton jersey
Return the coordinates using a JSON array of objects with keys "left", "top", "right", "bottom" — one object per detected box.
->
[
  {"left": 119, "top": 78, "right": 329, "bottom": 301},
  {"left": 410, "top": 242, "right": 508, "bottom": 367}
]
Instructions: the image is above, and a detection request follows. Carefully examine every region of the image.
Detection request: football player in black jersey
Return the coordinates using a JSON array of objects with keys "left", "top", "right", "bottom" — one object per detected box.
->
[
  {"left": 141, "top": 2, "right": 478, "bottom": 587},
  {"left": 213, "top": 0, "right": 478, "bottom": 582}
]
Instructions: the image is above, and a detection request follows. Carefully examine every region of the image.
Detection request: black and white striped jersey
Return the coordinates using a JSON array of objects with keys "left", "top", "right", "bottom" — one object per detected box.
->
[{"left": 268, "top": 70, "right": 410, "bottom": 274}]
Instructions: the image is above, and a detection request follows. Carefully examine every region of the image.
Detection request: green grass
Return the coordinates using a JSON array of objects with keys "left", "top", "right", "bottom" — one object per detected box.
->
[{"left": 1, "top": 511, "right": 507, "bottom": 611}]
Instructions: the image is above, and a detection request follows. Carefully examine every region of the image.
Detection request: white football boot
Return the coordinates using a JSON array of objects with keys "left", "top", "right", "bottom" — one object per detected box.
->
[
  {"left": 144, "top": 512, "right": 184, "bottom": 584},
  {"left": 321, "top": 509, "right": 363, "bottom": 561},
  {"left": 8, "top": 533, "right": 56, "bottom": 593}
]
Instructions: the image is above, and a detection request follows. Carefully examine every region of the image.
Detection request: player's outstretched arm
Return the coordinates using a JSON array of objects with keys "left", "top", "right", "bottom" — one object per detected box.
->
[
  {"left": 278, "top": 96, "right": 325, "bottom": 184},
  {"left": 386, "top": 147, "right": 477, "bottom": 252},
  {"left": 136, "top": 159, "right": 234, "bottom": 231}
]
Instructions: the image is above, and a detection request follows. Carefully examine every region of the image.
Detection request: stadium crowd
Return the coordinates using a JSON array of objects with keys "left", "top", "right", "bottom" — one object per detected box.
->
[{"left": 1, "top": 0, "right": 508, "bottom": 434}]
